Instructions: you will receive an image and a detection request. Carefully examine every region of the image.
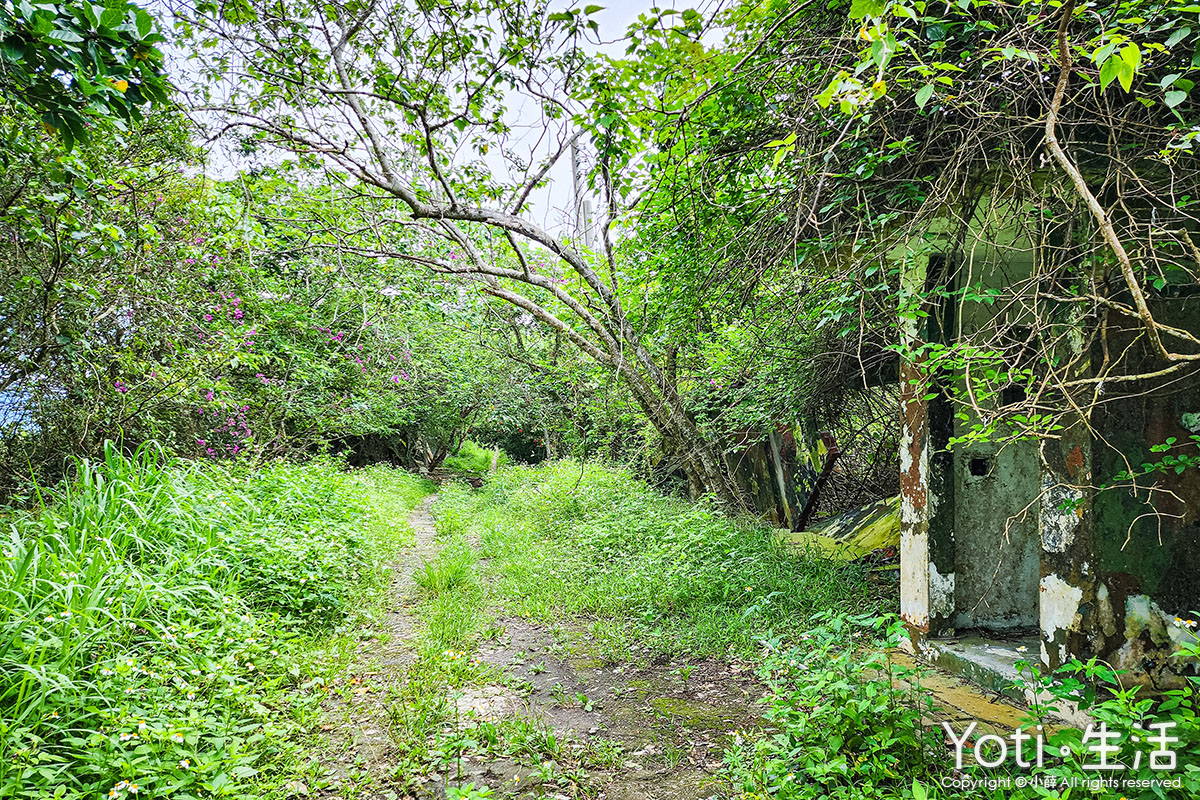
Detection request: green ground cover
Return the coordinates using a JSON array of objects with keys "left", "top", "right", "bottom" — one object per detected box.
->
[{"left": 0, "top": 444, "right": 432, "bottom": 799}]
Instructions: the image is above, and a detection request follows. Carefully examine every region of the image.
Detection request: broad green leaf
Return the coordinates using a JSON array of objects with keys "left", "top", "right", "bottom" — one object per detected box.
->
[
  {"left": 134, "top": 7, "right": 153, "bottom": 37},
  {"left": 1120, "top": 42, "right": 1142, "bottom": 72},
  {"left": 1099, "top": 55, "right": 1120, "bottom": 91},
  {"left": 1166, "top": 89, "right": 1188, "bottom": 107},
  {"left": 1092, "top": 41, "right": 1118, "bottom": 65},
  {"left": 915, "top": 83, "right": 934, "bottom": 109},
  {"left": 1117, "top": 56, "right": 1135, "bottom": 92},
  {"left": 849, "top": 0, "right": 886, "bottom": 20}
]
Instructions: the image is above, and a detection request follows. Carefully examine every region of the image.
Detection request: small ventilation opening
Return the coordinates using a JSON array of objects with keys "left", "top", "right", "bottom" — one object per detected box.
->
[{"left": 969, "top": 457, "right": 990, "bottom": 477}]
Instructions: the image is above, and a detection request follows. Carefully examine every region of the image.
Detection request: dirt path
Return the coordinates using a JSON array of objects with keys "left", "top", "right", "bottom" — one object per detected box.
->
[
  {"left": 317, "top": 495, "right": 440, "bottom": 797},
  {"left": 316, "top": 490, "right": 764, "bottom": 799},
  {"left": 452, "top": 619, "right": 762, "bottom": 799}
]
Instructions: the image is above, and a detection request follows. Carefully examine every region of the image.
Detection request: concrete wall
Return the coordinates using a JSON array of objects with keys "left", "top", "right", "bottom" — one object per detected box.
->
[{"left": 897, "top": 190, "right": 1200, "bottom": 684}]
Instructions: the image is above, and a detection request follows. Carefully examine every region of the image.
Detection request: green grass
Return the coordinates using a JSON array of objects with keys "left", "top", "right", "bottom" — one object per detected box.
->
[
  {"left": 0, "top": 443, "right": 432, "bottom": 799},
  {"left": 436, "top": 460, "right": 875, "bottom": 659},
  {"left": 379, "top": 462, "right": 877, "bottom": 796},
  {"left": 384, "top": 483, "right": 492, "bottom": 790},
  {"left": 443, "top": 440, "right": 506, "bottom": 476},
  {"left": 413, "top": 543, "right": 476, "bottom": 594}
]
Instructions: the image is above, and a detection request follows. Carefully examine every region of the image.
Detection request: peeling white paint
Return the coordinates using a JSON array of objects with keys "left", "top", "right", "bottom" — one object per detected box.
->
[
  {"left": 1039, "top": 481, "right": 1082, "bottom": 553},
  {"left": 1040, "top": 573, "right": 1082, "bottom": 635},
  {"left": 929, "top": 563, "right": 955, "bottom": 617},
  {"left": 900, "top": 528, "right": 929, "bottom": 628}
]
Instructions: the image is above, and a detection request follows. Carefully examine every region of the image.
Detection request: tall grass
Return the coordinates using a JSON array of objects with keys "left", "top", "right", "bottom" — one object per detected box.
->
[
  {"left": 442, "top": 440, "right": 505, "bottom": 475},
  {"left": 438, "top": 461, "right": 876, "bottom": 658},
  {"left": 0, "top": 442, "right": 431, "bottom": 798}
]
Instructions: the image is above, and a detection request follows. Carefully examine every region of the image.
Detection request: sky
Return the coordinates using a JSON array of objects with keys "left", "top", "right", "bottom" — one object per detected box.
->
[{"left": 469, "top": 0, "right": 688, "bottom": 239}]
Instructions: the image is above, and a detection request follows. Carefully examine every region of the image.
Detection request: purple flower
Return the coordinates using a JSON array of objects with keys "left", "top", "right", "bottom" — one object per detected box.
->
[
  {"left": 114, "top": 380, "right": 128, "bottom": 394},
  {"left": 197, "top": 439, "right": 206, "bottom": 447},
  {"left": 203, "top": 314, "right": 213, "bottom": 322}
]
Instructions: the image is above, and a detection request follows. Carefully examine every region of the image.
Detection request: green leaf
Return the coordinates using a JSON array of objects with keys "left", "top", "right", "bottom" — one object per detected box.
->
[
  {"left": 1118, "top": 57, "right": 1135, "bottom": 92},
  {"left": 1092, "top": 41, "right": 1118, "bottom": 66},
  {"left": 849, "top": 0, "right": 886, "bottom": 20},
  {"left": 583, "top": 4, "right": 603, "bottom": 12},
  {"left": 1120, "top": 42, "right": 1142, "bottom": 72},
  {"left": 915, "top": 83, "right": 934, "bottom": 109},
  {"left": 1166, "top": 89, "right": 1188, "bottom": 107},
  {"left": 0, "top": 38, "right": 25, "bottom": 62},
  {"left": 1099, "top": 56, "right": 1120, "bottom": 91},
  {"left": 1167, "top": 27, "right": 1191, "bottom": 48},
  {"left": 135, "top": 8, "right": 154, "bottom": 38}
]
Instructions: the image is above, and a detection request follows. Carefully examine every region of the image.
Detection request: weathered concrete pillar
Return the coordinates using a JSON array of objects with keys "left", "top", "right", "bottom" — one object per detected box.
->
[
  {"left": 1038, "top": 309, "right": 1100, "bottom": 668},
  {"left": 899, "top": 254, "right": 957, "bottom": 638}
]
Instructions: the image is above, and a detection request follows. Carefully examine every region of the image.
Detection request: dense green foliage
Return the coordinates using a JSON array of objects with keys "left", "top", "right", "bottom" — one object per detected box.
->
[
  {"left": 0, "top": 0, "right": 170, "bottom": 145},
  {"left": 442, "top": 441, "right": 505, "bottom": 477},
  {"left": 0, "top": 115, "right": 565, "bottom": 490},
  {"left": 0, "top": 444, "right": 431, "bottom": 798},
  {"left": 725, "top": 616, "right": 1200, "bottom": 800},
  {"left": 1, "top": 0, "right": 1199, "bottom": 792}
]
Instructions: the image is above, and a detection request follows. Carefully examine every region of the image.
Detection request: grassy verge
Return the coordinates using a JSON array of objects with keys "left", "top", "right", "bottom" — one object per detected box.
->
[
  {"left": 438, "top": 459, "right": 876, "bottom": 659},
  {"left": 0, "top": 443, "right": 431, "bottom": 799}
]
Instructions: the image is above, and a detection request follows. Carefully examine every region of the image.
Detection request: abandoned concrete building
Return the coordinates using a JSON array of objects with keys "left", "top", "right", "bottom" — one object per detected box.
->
[{"left": 896, "top": 193, "right": 1200, "bottom": 689}]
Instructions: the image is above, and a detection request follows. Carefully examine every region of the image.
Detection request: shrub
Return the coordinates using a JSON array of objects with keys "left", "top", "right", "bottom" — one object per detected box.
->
[
  {"left": 443, "top": 441, "right": 505, "bottom": 475},
  {"left": 723, "top": 614, "right": 946, "bottom": 799}
]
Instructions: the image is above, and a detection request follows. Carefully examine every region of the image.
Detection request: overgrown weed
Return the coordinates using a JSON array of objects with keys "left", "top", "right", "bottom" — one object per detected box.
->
[
  {"left": 0, "top": 442, "right": 431, "bottom": 798},
  {"left": 442, "top": 459, "right": 876, "bottom": 659}
]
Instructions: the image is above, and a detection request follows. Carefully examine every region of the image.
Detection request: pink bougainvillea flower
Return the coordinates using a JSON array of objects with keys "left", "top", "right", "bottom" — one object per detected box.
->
[{"left": 202, "top": 314, "right": 213, "bottom": 322}]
